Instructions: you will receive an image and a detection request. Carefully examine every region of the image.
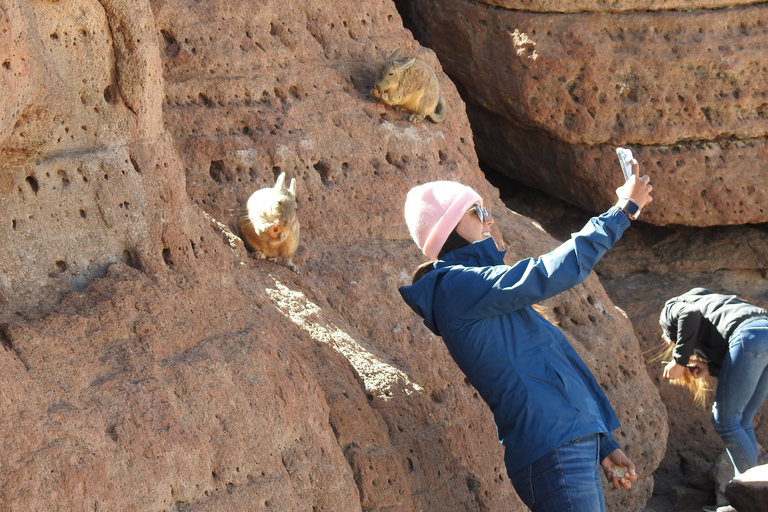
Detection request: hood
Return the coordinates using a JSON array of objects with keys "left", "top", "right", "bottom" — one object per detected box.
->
[
  {"left": 399, "top": 268, "right": 442, "bottom": 335},
  {"left": 659, "top": 298, "right": 685, "bottom": 340},
  {"left": 659, "top": 287, "right": 712, "bottom": 338},
  {"left": 399, "top": 237, "right": 505, "bottom": 336}
]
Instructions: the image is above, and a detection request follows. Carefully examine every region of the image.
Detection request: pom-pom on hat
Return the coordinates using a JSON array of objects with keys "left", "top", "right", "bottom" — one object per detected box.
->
[{"left": 404, "top": 181, "right": 483, "bottom": 260}]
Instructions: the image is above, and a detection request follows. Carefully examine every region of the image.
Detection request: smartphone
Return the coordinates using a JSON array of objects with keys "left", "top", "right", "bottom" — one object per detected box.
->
[{"left": 616, "top": 147, "right": 634, "bottom": 181}]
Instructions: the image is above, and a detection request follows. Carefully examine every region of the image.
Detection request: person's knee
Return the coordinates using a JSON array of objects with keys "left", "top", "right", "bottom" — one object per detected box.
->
[{"left": 712, "top": 414, "right": 742, "bottom": 437}]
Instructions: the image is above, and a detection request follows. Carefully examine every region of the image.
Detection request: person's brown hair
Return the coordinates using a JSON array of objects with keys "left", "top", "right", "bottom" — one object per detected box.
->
[{"left": 411, "top": 229, "right": 470, "bottom": 284}]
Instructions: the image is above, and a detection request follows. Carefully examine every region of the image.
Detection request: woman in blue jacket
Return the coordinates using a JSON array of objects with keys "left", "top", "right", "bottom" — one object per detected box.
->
[{"left": 398, "top": 166, "right": 652, "bottom": 512}]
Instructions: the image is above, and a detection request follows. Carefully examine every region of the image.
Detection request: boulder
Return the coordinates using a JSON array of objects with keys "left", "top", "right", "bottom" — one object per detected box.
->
[
  {"left": 476, "top": 0, "right": 759, "bottom": 12},
  {"left": 725, "top": 464, "right": 768, "bottom": 512},
  {"left": 401, "top": 0, "right": 768, "bottom": 226},
  {"left": 0, "top": 0, "right": 667, "bottom": 510}
]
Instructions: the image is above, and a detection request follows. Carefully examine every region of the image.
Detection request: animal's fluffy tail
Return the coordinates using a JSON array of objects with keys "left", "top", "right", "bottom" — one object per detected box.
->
[{"left": 427, "top": 96, "right": 447, "bottom": 124}]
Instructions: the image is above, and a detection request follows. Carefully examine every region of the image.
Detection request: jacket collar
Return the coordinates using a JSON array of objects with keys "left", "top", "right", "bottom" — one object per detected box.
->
[
  {"left": 433, "top": 236, "right": 506, "bottom": 269},
  {"left": 399, "top": 238, "right": 505, "bottom": 336}
]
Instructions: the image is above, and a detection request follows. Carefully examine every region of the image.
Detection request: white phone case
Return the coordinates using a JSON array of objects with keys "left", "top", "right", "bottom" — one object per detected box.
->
[{"left": 616, "top": 147, "right": 634, "bottom": 181}]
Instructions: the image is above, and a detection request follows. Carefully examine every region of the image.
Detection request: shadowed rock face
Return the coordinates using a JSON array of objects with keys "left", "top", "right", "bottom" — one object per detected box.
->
[
  {"left": 0, "top": 1, "right": 665, "bottom": 510},
  {"left": 400, "top": 0, "right": 768, "bottom": 226}
]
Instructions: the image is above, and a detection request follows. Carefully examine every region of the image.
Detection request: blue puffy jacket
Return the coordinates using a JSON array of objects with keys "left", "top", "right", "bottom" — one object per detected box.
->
[{"left": 399, "top": 207, "right": 630, "bottom": 474}]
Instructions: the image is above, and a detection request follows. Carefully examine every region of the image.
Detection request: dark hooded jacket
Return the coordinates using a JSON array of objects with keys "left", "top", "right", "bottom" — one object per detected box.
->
[
  {"left": 659, "top": 287, "right": 768, "bottom": 377},
  {"left": 399, "top": 207, "right": 630, "bottom": 474}
]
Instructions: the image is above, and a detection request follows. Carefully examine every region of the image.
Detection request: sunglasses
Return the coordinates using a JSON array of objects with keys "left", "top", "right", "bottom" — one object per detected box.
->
[{"left": 467, "top": 205, "right": 490, "bottom": 223}]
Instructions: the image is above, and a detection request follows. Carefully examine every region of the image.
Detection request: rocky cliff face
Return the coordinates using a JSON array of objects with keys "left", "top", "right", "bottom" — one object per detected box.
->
[
  {"left": 402, "top": 0, "right": 768, "bottom": 227},
  {"left": 0, "top": 1, "right": 688, "bottom": 511},
  {"left": 398, "top": 0, "right": 768, "bottom": 508}
]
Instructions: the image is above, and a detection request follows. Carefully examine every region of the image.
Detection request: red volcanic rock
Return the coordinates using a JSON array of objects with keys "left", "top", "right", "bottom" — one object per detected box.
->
[
  {"left": 726, "top": 464, "right": 768, "bottom": 512},
  {"left": 402, "top": 0, "right": 768, "bottom": 226},
  {"left": 0, "top": 0, "right": 666, "bottom": 510},
  {"left": 481, "top": 0, "right": 760, "bottom": 12}
]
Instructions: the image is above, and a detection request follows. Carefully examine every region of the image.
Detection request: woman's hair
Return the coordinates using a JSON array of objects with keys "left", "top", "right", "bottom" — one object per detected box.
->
[
  {"left": 439, "top": 229, "right": 472, "bottom": 258},
  {"left": 651, "top": 338, "right": 712, "bottom": 406},
  {"left": 411, "top": 229, "right": 470, "bottom": 284}
]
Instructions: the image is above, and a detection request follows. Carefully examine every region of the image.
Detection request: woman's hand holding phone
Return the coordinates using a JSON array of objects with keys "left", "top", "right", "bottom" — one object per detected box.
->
[{"left": 614, "top": 149, "right": 653, "bottom": 211}]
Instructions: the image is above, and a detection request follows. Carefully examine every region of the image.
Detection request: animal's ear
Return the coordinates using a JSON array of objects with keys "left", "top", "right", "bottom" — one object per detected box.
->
[
  {"left": 269, "top": 225, "right": 284, "bottom": 239},
  {"left": 288, "top": 178, "right": 297, "bottom": 196},
  {"left": 274, "top": 171, "right": 286, "bottom": 189},
  {"left": 395, "top": 58, "right": 416, "bottom": 72},
  {"left": 387, "top": 48, "right": 400, "bottom": 61}
]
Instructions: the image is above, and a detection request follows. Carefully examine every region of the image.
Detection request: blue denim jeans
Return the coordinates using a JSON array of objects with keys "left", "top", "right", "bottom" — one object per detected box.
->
[
  {"left": 712, "top": 317, "right": 768, "bottom": 474},
  {"left": 509, "top": 433, "right": 605, "bottom": 512}
]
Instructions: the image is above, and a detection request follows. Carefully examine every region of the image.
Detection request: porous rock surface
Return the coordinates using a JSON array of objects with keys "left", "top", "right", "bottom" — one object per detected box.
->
[
  {"left": 478, "top": 0, "right": 760, "bottom": 12},
  {"left": 401, "top": 0, "right": 768, "bottom": 226},
  {"left": 0, "top": 1, "right": 664, "bottom": 511},
  {"left": 725, "top": 464, "right": 768, "bottom": 512}
]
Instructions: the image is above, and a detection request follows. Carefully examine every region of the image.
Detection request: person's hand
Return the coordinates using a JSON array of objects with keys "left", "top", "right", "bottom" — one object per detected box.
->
[
  {"left": 663, "top": 360, "right": 686, "bottom": 380},
  {"left": 687, "top": 359, "right": 710, "bottom": 378},
  {"left": 616, "top": 159, "right": 653, "bottom": 209},
  {"left": 601, "top": 449, "right": 637, "bottom": 489}
]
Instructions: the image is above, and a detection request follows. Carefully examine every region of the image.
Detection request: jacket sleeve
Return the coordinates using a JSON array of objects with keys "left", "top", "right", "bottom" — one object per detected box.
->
[
  {"left": 708, "top": 361, "right": 723, "bottom": 378},
  {"left": 599, "top": 432, "right": 621, "bottom": 463},
  {"left": 443, "top": 208, "right": 629, "bottom": 320},
  {"left": 672, "top": 307, "right": 705, "bottom": 366}
]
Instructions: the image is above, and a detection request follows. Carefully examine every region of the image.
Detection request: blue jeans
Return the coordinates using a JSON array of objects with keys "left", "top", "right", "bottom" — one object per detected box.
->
[
  {"left": 712, "top": 318, "right": 768, "bottom": 474},
  {"left": 509, "top": 434, "right": 605, "bottom": 512}
]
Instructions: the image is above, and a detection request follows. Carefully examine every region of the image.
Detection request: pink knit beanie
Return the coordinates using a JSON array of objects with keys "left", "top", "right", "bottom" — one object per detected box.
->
[{"left": 404, "top": 181, "right": 483, "bottom": 260}]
